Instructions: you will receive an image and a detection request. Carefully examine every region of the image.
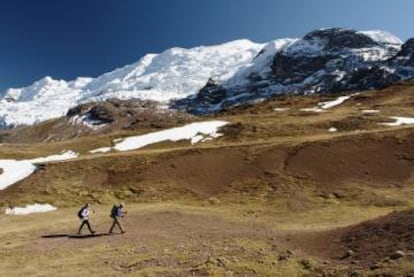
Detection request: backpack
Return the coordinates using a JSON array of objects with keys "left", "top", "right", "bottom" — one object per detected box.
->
[
  {"left": 78, "top": 207, "right": 85, "bottom": 219},
  {"left": 110, "top": 205, "right": 118, "bottom": 218}
]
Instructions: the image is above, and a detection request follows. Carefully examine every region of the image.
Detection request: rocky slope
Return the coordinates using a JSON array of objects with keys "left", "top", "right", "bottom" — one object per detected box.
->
[{"left": 1, "top": 28, "right": 414, "bottom": 127}]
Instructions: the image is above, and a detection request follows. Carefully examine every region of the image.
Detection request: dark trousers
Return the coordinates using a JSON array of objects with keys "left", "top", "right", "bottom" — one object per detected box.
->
[
  {"left": 78, "top": 219, "right": 94, "bottom": 234},
  {"left": 109, "top": 217, "right": 124, "bottom": 233}
]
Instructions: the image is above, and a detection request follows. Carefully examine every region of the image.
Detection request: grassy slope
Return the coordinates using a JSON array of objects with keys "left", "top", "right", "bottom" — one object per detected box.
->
[{"left": 2, "top": 83, "right": 414, "bottom": 275}]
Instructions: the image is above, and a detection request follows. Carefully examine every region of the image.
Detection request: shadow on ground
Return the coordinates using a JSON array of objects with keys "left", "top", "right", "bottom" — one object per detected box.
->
[{"left": 41, "top": 233, "right": 108, "bottom": 239}]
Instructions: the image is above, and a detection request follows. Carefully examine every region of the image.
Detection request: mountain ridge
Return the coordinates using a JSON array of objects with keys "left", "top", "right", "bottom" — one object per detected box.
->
[{"left": 1, "top": 28, "right": 413, "bottom": 127}]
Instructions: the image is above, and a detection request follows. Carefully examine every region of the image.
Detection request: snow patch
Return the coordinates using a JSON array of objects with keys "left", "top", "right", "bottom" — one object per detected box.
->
[
  {"left": 300, "top": 108, "right": 326, "bottom": 113},
  {"left": 29, "top": 150, "right": 79, "bottom": 164},
  {"left": 113, "top": 121, "right": 228, "bottom": 151},
  {"left": 0, "top": 160, "right": 36, "bottom": 190},
  {"left": 381, "top": 116, "right": 414, "bottom": 126},
  {"left": 318, "top": 95, "right": 354, "bottom": 109},
  {"left": 300, "top": 94, "right": 355, "bottom": 113},
  {"left": 0, "top": 150, "right": 78, "bottom": 190},
  {"left": 89, "top": 147, "right": 112, "bottom": 154},
  {"left": 328, "top": 127, "right": 338, "bottom": 132},
  {"left": 191, "top": 135, "right": 205, "bottom": 145},
  {"left": 362, "top": 109, "right": 380, "bottom": 114},
  {"left": 273, "top": 107, "right": 290, "bottom": 112},
  {"left": 5, "top": 203, "right": 57, "bottom": 215}
]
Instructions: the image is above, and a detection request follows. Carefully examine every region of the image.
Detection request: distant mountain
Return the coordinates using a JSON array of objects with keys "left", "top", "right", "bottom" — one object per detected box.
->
[
  {"left": 1, "top": 28, "right": 413, "bottom": 127},
  {"left": 176, "top": 29, "right": 414, "bottom": 113}
]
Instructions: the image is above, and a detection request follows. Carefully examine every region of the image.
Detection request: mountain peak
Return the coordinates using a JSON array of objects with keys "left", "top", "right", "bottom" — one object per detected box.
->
[{"left": 0, "top": 28, "right": 412, "bottom": 127}]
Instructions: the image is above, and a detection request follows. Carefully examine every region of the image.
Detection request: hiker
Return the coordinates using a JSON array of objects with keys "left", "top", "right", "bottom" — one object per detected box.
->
[
  {"left": 109, "top": 203, "right": 127, "bottom": 234},
  {"left": 77, "top": 202, "right": 96, "bottom": 235}
]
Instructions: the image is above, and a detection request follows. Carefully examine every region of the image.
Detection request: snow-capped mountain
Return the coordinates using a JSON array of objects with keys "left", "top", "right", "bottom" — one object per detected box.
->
[
  {"left": 0, "top": 39, "right": 263, "bottom": 127},
  {"left": 1, "top": 28, "right": 414, "bottom": 127},
  {"left": 176, "top": 28, "right": 413, "bottom": 113}
]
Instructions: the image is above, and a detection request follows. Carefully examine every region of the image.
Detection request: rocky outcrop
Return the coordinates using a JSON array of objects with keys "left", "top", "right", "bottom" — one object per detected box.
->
[
  {"left": 195, "top": 78, "right": 228, "bottom": 105},
  {"left": 272, "top": 52, "right": 336, "bottom": 81},
  {"left": 303, "top": 28, "right": 378, "bottom": 50},
  {"left": 66, "top": 99, "right": 194, "bottom": 132},
  {"left": 392, "top": 38, "right": 414, "bottom": 67}
]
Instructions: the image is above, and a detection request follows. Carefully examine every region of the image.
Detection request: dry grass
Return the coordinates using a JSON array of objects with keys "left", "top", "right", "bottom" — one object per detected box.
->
[
  {"left": 2, "top": 84, "right": 414, "bottom": 275},
  {"left": 0, "top": 202, "right": 407, "bottom": 277}
]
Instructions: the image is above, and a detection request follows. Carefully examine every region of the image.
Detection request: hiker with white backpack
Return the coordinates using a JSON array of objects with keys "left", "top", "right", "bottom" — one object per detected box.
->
[{"left": 77, "top": 202, "right": 96, "bottom": 235}]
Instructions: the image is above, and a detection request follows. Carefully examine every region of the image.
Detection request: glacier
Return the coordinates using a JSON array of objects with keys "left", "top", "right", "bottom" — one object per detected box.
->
[{"left": 0, "top": 29, "right": 410, "bottom": 127}]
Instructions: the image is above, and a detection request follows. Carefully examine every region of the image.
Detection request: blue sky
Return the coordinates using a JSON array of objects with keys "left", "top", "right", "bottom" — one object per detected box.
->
[{"left": 0, "top": 0, "right": 413, "bottom": 91}]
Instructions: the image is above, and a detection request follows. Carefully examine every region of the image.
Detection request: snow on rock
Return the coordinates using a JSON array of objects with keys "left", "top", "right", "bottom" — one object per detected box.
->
[
  {"left": 358, "top": 30, "right": 402, "bottom": 45},
  {"left": 89, "top": 147, "right": 112, "bottom": 154},
  {"left": 5, "top": 203, "right": 57, "bottom": 215},
  {"left": 69, "top": 115, "right": 108, "bottom": 130},
  {"left": 381, "top": 116, "right": 414, "bottom": 126},
  {"left": 0, "top": 160, "right": 36, "bottom": 190},
  {"left": 329, "top": 127, "right": 338, "bottom": 132},
  {"left": 113, "top": 121, "right": 228, "bottom": 151},
  {"left": 224, "top": 38, "right": 296, "bottom": 87},
  {"left": 29, "top": 150, "right": 79, "bottom": 164}
]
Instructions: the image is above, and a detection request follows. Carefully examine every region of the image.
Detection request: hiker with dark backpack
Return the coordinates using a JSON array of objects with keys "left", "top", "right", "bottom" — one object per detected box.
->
[
  {"left": 109, "top": 203, "right": 127, "bottom": 234},
  {"left": 77, "top": 202, "right": 96, "bottom": 235}
]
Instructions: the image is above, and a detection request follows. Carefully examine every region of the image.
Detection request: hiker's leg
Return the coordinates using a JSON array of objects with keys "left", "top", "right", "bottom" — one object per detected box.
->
[
  {"left": 85, "top": 220, "right": 94, "bottom": 233},
  {"left": 78, "top": 220, "right": 86, "bottom": 234},
  {"left": 109, "top": 220, "right": 116, "bottom": 233},
  {"left": 115, "top": 219, "right": 124, "bottom": 232}
]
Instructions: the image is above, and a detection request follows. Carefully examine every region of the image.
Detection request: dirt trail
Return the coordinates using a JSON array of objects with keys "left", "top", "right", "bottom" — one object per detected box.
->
[{"left": 1, "top": 206, "right": 293, "bottom": 276}]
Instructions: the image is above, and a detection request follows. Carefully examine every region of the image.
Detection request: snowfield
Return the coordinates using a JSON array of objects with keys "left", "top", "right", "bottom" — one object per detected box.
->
[
  {"left": 5, "top": 203, "right": 57, "bottom": 215},
  {"left": 0, "top": 150, "right": 79, "bottom": 190},
  {"left": 113, "top": 121, "right": 228, "bottom": 151},
  {"left": 0, "top": 160, "right": 36, "bottom": 190},
  {"left": 0, "top": 39, "right": 263, "bottom": 127}
]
